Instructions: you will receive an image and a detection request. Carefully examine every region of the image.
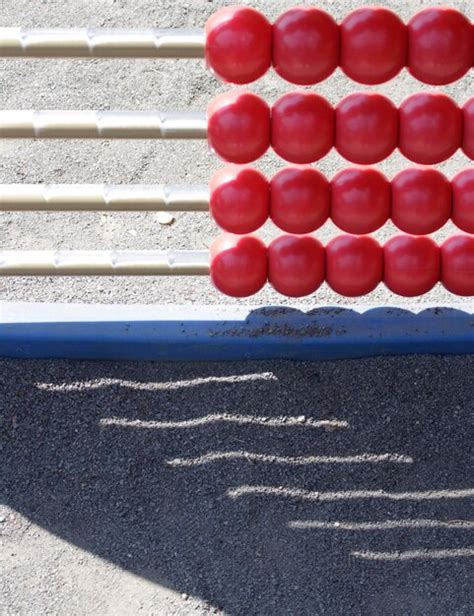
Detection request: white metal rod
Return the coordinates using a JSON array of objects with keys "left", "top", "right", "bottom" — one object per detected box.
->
[
  {"left": 0, "top": 111, "right": 208, "bottom": 139},
  {"left": 0, "top": 27, "right": 205, "bottom": 58},
  {"left": 0, "top": 184, "right": 210, "bottom": 212},
  {"left": 0, "top": 250, "right": 210, "bottom": 276}
]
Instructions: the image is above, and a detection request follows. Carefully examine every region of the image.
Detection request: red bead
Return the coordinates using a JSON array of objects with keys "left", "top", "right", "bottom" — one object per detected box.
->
[
  {"left": 408, "top": 7, "right": 473, "bottom": 85},
  {"left": 271, "top": 92, "right": 334, "bottom": 164},
  {"left": 268, "top": 235, "right": 325, "bottom": 297},
  {"left": 270, "top": 166, "right": 330, "bottom": 234},
  {"left": 335, "top": 93, "right": 398, "bottom": 164},
  {"left": 462, "top": 97, "right": 474, "bottom": 160},
  {"left": 341, "top": 7, "right": 407, "bottom": 85},
  {"left": 441, "top": 235, "right": 474, "bottom": 296},
  {"left": 452, "top": 168, "right": 474, "bottom": 234},
  {"left": 207, "top": 91, "right": 270, "bottom": 164},
  {"left": 384, "top": 235, "right": 440, "bottom": 297},
  {"left": 210, "top": 234, "right": 267, "bottom": 297},
  {"left": 205, "top": 6, "right": 272, "bottom": 84},
  {"left": 391, "top": 167, "right": 452, "bottom": 234},
  {"left": 209, "top": 165, "right": 269, "bottom": 234},
  {"left": 331, "top": 167, "right": 390, "bottom": 234},
  {"left": 326, "top": 235, "right": 383, "bottom": 296},
  {"left": 273, "top": 7, "right": 339, "bottom": 85},
  {"left": 399, "top": 92, "right": 462, "bottom": 164}
]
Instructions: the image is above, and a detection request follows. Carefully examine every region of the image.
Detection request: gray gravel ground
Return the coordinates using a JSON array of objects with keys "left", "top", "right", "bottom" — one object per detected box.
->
[{"left": 1, "top": 0, "right": 474, "bottom": 615}]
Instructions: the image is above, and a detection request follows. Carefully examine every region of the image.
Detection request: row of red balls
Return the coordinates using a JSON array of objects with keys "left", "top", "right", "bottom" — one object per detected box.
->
[
  {"left": 205, "top": 6, "right": 473, "bottom": 86},
  {"left": 210, "top": 234, "right": 474, "bottom": 298},
  {"left": 210, "top": 166, "right": 474, "bottom": 236},
  {"left": 207, "top": 90, "right": 474, "bottom": 165}
]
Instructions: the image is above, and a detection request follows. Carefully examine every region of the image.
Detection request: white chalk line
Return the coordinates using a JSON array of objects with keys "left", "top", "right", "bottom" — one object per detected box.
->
[
  {"left": 351, "top": 547, "right": 474, "bottom": 561},
  {"left": 167, "top": 451, "right": 413, "bottom": 467},
  {"left": 36, "top": 371, "right": 277, "bottom": 392},
  {"left": 289, "top": 519, "right": 474, "bottom": 531},
  {"left": 99, "top": 415, "right": 348, "bottom": 430},
  {"left": 227, "top": 486, "right": 474, "bottom": 502}
]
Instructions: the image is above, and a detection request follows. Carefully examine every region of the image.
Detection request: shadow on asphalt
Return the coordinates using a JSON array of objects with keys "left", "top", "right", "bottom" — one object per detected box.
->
[{"left": 1, "top": 355, "right": 473, "bottom": 615}]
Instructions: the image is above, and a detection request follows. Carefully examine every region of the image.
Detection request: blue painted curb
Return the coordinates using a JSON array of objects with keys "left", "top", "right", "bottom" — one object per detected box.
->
[{"left": 0, "top": 302, "right": 473, "bottom": 361}]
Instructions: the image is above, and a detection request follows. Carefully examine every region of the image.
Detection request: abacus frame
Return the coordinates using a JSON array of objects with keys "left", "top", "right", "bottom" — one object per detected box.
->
[
  {"left": 1, "top": 6, "right": 474, "bottom": 361},
  {"left": 1, "top": 302, "right": 473, "bottom": 361}
]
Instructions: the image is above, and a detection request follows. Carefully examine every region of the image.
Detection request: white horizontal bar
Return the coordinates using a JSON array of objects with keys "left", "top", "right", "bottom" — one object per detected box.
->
[
  {"left": 0, "top": 250, "right": 210, "bottom": 276},
  {"left": 0, "top": 302, "right": 255, "bottom": 323},
  {"left": 0, "top": 184, "right": 209, "bottom": 211},
  {"left": 3, "top": 302, "right": 471, "bottom": 324},
  {"left": 0, "top": 110, "right": 208, "bottom": 139},
  {"left": 0, "top": 27, "right": 205, "bottom": 58}
]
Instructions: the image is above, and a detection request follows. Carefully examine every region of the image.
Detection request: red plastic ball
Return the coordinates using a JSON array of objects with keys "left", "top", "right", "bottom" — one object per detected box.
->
[
  {"left": 391, "top": 167, "right": 452, "bottom": 234},
  {"left": 326, "top": 235, "right": 383, "bottom": 296},
  {"left": 271, "top": 92, "right": 334, "bottom": 164},
  {"left": 340, "top": 7, "right": 407, "bottom": 85},
  {"left": 462, "top": 97, "right": 474, "bottom": 160},
  {"left": 270, "top": 166, "right": 330, "bottom": 234},
  {"left": 399, "top": 92, "right": 462, "bottom": 164},
  {"left": 335, "top": 92, "right": 398, "bottom": 164},
  {"left": 441, "top": 235, "right": 474, "bottom": 296},
  {"left": 452, "top": 168, "right": 474, "bottom": 233},
  {"left": 268, "top": 235, "right": 325, "bottom": 297},
  {"left": 273, "top": 7, "right": 339, "bottom": 85},
  {"left": 209, "top": 165, "right": 269, "bottom": 233},
  {"left": 205, "top": 6, "right": 272, "bottom": 84},
  {"left": 331, "top": 167, "right": 390, "bottom": 234},
  {"left": 384, "top": 235, "right": 440, "bottom": 297},
  {"left": 408, "top": 7, "right": 473, "bottom": 85},
  {"left": 210, "top": 234, "right": 267, "bottom": 297},
  {"left": 207, "top": 91, "right": 270, "bottom": 164}
]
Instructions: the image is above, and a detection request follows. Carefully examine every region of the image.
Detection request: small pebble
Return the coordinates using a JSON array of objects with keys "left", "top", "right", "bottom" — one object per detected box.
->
[{"left": 157, "top": 212, "right": 175, "bottom": 225}]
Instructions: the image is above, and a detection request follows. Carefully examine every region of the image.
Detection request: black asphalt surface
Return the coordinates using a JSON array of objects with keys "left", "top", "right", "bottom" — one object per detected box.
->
[{"left": 1, "top": 355, "right": 473, "bottom": 614}]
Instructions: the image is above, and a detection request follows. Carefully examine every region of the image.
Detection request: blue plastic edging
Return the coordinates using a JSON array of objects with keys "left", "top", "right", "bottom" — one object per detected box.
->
[{"left": 0, "top": 301, "right": 473, "bottom": 361}]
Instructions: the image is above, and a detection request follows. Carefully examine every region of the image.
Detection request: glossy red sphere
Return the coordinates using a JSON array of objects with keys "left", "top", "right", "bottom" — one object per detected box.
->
[
  {"left": 391, "top": 167, "right": 452, "bottom": 234},
  {"left": 335, "top": 92, "right": 398, "bottom": 164},
  {"left": 384, "top": 235, "right": 440, "bottom": 296},
  {"left": 207, "top": 91, "right": 270, "bottom": 164},
  {"left": 326, "top": 235, "right": 383, "bottom": 296},
  {"left": 399, "top": 92, "right": 462, "bottom": 164},
  {"left": 272, "top": 92, "right": 334, "bottom": 164},
  {"left": 462, "top": 97, "right": 474, "bottom": 160},
  {"left": 273, "top": 7, "right": 339, "bottom": 85},
  {"left": 210, "top": 234, "right": 267, "bottom": 297},
  {"left": 331, "top": 167, "right": 391, "bottom": 234},
  {"left": 441, "top": 235, "right": 474, "bottom": 296},
  {"left": 270, "top": 166, "right": 330, "bottom": 234},
  {"left": 209, "top": 165, "right": 269, "bottom": 233},
  {"left": 408, "top": 7, "right": 473, "bottom": 85},
  {"left": 268, "top": 235, "right": 325, "bottom": 297},
  {"left": 341, "top": 7, "right": 407, "bottom": 85},
  {"left": 452, "top": 168, "right": 474, "bottom": 233},
  {"left": 205, "top": 6, "right": 272, "bottom": 84}
]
